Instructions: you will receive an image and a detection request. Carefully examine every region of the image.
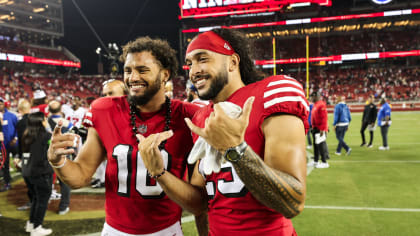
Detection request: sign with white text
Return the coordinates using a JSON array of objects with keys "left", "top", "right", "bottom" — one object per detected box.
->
[{"left": 179, "top": 0, "right": 332, "bottom": 19}]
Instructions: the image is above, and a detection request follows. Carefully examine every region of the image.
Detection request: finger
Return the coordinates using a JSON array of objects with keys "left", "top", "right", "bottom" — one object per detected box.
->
[
  {"left": 136, "top": 134, "right": 146, "bottom": 143},
  {"left": 240, "top": 96, "right": 255, "bottom": 122},
  {"left": 51, "top": 135, "right": 75, "bottom": 144},
  {"left": 209, "top": 111, "right": 215, "bottom": 120},
  {"left": 185, "top": 118, "right": 206, "bottom": 137},
  {"left": 213, "top": 104, "right": 226, "bottom": 119},
  {"left": 154, "top": 130, "right": 173, "bottom": 145},
  {"left": 52, "top": 141, "right": 78, "bottom": 149},
  {"left": 205, "top": 117, "right": 209, "bottom": 128},
  {"left": 54, "top": 149, "right": 75, "bottom": 156},
  {"left": 151, "top": 133, "right": 160, "bottom": 147},
  {"left": 53, "top": 122, "right": 63, "bottom": 136}
]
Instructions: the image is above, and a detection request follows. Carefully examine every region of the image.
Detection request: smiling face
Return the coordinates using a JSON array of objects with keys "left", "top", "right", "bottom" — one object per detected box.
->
[
  {"left": 124, "top": 51, "right": 167, "bottom": 106},
  {"left": 185, "top": 49, "right": 229, "bottom": 101}
]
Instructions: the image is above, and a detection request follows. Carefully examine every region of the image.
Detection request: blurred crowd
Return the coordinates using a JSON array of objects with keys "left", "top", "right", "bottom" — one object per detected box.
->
[{"left": 291, "top": 66, "right": 420, "bottom": 104}]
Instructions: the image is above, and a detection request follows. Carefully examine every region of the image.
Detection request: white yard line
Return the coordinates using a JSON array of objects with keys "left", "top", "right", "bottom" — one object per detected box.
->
[
  {"left": 181, "top": 215, "right": 195, "bottom": 223},
  {"left": 305, "top": 205, "right": 420, "bottom": 212},
  {"left": 306, "top": 150, "right": 315, "bottom": 176}
]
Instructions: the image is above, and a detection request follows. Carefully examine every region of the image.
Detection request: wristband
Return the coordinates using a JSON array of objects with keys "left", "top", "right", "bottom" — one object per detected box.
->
[
  {"left": 148, "top": 169, "right": 166, "bottom": 180},
  {"left": 49, "top": 157, "right": 67, "bottom": 169}
]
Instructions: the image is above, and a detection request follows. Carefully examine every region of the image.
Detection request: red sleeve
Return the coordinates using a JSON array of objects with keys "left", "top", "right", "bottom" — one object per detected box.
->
[
  {"left": 318, "top": 103, "right": 328, "bottom": 131},
  {"left": 191, "top": 105, "right": 213, "bottom": 142},
  {"left": 261, "top": 75, "right": 310, "bottom": 133},
  {"left": 82, "top": 97, "right": 115, "bottom": 128},
  {"left": 179, "top": 100, "right": 200, "bottom": 119},
  {"left": 82, "top": 109, "right": 93, "bottom": 128}
]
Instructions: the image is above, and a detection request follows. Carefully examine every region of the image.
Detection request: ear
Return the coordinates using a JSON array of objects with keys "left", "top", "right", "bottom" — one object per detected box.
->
[
  {"left": 160, "top": 69, "right": 170, "bottom": 83},
  {"left": 228, "top": 53, "right": 240, "bottom": 72}
]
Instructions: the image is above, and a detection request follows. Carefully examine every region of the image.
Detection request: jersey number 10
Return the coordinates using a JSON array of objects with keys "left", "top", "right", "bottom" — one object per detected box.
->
[{"left": 112, "top": 144, "right": 171, "bottom": 199}]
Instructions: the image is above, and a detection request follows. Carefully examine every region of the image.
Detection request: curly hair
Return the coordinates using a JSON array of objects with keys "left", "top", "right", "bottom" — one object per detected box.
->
[
  {"left": 120, "top": 36, "right": 178, "bottom": 80},
  {"left": 211, "top": 29, "right": 264, "bottom": 85}
]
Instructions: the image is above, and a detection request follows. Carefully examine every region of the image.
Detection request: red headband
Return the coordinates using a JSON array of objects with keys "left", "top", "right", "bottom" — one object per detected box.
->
[{"left": 186, "top": 31, "right": 235, "bottom": 55}]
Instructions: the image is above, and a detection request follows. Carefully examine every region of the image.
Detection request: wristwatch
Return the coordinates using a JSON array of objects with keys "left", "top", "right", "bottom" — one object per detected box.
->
[{"left": 224, "top": 141, "right": 248, "bottom": 162}]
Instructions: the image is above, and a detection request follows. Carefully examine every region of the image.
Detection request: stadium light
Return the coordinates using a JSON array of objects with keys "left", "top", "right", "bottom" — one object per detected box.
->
[
  {"left": 112, "top": 43, "right": 118, "bottom": 51},
  {"left": 95, "top": 47, "right": 101, "bottom": 55},
  {"left": 289, "top": 2, "right": 311, "bottom": 8},
  {"left": 33, "top": 7, "right": 45, "bottom": 13}
]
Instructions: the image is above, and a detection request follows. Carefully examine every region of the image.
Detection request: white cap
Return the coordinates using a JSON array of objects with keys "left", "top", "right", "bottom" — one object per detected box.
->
[{"left": 33, "top": 90, "right": 46, "bottom": 99}]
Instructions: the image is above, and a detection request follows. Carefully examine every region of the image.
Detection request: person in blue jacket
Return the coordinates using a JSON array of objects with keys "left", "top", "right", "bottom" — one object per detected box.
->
[
  {"left": 0, "top": 97, "right": 18, "bottom": 192},
  {"left": 307, "top": 102, "right": 314, "bottom": 149},
  {"left": 377, "top": 98, "right": 391, "bottom": 150},
  {"left": 333, "top": 96, "right": 352, "bottom": 156}
]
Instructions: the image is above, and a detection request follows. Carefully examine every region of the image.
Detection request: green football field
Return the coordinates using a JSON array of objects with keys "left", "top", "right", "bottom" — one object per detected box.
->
[{"left": 182, "top": 111, "right": 420, "bottom": 236}]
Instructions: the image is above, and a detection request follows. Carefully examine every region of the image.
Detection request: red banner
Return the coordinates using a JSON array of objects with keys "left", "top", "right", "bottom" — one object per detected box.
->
[
  {"left": 24, "top": 56, "right": 81, "bottom": 68},
  {"left": 180, "top": 0, "right": 331, "bottom": 19}
]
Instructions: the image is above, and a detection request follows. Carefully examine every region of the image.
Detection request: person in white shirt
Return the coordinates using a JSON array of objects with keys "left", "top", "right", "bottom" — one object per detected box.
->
[{"left": 63, "top": 96, "right": 86, "bottom": 129}]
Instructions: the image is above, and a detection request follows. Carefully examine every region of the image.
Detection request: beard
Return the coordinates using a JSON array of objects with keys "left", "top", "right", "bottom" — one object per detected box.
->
[
  {"left": 197, "top": 69, "right": 228, "bottom": 101},
  {"left": 127, "top": 74, "right": 162, "bottom": 106}
]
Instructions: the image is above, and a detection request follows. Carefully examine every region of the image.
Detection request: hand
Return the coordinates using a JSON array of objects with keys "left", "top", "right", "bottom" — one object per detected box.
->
[
  {"left": 320, "top": 131, "right": 325, "bottom": 137},
  {"left": 333, "top": 126, "right": 336, "bottom": 132},
  {"left": 136, "top": 130, "right": 173, "bottom": 176},
  {"left": 13, "top": 158, "right": 22, "bottom": 171},
  {"left": 0, "top": 132, "right": 3, "bottom": 142},
  {"left": 48, "top": 121, "right": 79, "bottom": 165},
  {"left": 10, "top": 137, "right": 17, "bottom": 147},
  {"left": 185, "top": 97, "right": 254, "bottom": 153}
]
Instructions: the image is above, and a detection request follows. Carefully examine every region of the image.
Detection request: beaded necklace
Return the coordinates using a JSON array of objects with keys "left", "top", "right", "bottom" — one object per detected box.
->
[{"left": 128, "top": 96, "right": 171, "bottom": 150}]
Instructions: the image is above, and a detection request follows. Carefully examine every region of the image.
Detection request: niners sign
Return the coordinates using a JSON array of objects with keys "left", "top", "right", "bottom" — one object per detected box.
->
[{"left": 180, "top": 0, "right": 332, "bottom": 19}]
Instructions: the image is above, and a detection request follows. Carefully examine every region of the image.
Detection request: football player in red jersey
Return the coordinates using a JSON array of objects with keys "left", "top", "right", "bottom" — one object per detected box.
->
[
  {"left": 47, "top": 37, "right": 200, "bottom": 235},
  {"left": 147, "top": 29, "right": 309, "bottom": 235}
]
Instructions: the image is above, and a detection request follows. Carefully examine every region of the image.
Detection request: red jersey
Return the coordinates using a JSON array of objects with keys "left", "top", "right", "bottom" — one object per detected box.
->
[
  {"left": 30, "top": 104, "right": 49, "bottom": 116},
  {"left": 311, "top": 100, "right": 328, "bottom": 131},
  {"left": 192, "top": 75, "right": 308, "bottom": 235},
  {"left": 191, "top": 99, "right": 209, "bottom": 107},
  {"left": 84, "top": 96, "right": 199, "bottom": 234}
]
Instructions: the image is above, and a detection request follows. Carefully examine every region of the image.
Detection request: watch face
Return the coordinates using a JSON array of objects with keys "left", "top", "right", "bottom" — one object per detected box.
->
[{"left": 227, "top": 149, "right": 240, "bottom": 161}]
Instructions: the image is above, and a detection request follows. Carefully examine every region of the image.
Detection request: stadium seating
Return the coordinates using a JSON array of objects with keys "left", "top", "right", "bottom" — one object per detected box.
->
[
  {"left": 253, "top": 30, "right": 420, "bottom": 60},
  {"left": 0, "top": 39, "right": 72, "bottom": 61}
]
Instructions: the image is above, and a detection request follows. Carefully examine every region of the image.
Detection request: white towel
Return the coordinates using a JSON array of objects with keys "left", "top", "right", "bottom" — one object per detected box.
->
[{"left": 187, "top": 102, "right": 242, "bottom": 175}]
